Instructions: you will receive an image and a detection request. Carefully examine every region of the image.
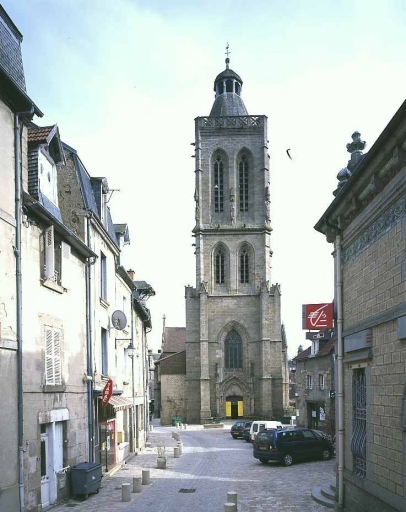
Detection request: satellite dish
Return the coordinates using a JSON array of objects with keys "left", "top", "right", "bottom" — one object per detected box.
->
[{"left": 112, "top": 310, "right": 127, "bottom": 331}]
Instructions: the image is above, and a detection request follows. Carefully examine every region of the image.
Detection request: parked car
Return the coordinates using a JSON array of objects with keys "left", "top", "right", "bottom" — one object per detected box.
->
[
  {"left": 253, "top": 427, "right": 334, "bottom": 466},
  {"left": 242, "top": 424, "right": 252, "bottom": 442},
  {"left": 230, "top": 420, "right": 252, "bottom": 439},
  {"left": 249, "top": 420, "right": 283, "bottom": 442}
]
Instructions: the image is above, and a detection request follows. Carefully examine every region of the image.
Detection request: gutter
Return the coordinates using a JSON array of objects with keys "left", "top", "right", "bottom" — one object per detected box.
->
[
  {"left": 14, "top": 106, "right": 35, "bottom": 512},
  {"left": 324, "top": 214, "right": 344, "bottom": 510}
]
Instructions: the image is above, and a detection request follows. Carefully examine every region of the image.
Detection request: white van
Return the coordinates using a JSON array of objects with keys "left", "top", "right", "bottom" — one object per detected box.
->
[{"left": 250, "top": 420, "right": 283, "bottom": 442}]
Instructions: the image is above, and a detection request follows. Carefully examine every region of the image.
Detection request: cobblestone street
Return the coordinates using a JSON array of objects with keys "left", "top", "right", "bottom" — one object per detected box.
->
[{"left": 50, "top": 421, "right": 335, "bottom": 512}]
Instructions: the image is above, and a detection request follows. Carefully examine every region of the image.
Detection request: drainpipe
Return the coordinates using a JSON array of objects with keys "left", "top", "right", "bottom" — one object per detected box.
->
[
  {"left": 14, "top": 106, "right": 34, "bottom": 512},
  {"left": 86, "top": 215, "right": 95, "bottom": 461},
  {"left": 334, "top": 233, "right": 344, "bottom": 509},
  {"left": 130, "top": 295, "right": 135, "bottom": 452}
]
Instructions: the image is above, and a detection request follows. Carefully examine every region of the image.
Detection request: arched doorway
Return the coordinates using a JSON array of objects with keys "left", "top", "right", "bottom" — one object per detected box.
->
[{"left": 226, "top": 395, "right": 243, "bottom": 419}]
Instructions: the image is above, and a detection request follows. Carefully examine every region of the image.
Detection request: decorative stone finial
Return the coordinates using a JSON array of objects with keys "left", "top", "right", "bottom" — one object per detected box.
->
[
  {"left": 346, "top": 131, "right": 366, "bottom": 154},
  {"left": 333, "top": 167, "right": 352, "bottom": 196}
]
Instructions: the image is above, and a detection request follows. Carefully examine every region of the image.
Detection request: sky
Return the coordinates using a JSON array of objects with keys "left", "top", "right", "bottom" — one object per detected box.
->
[{"left": 5, "top": 0, "right": 406, "bottom": 358}]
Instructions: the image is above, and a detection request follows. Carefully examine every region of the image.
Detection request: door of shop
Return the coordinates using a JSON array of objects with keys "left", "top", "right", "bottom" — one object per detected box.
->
[{"left": 100, "top": 420, "right": 116, "bottom": 472}]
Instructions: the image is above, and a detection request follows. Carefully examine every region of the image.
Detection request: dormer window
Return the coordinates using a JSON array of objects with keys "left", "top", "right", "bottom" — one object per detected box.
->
[
  {"left": 38, "top": 149, "right": 58, "bottom": 206},
  {"left": 311, "top": 340, "right": 319, "bottom": 356}
]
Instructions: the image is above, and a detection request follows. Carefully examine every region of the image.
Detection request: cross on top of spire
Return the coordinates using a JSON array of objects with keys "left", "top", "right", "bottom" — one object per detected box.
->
[{"left": 225, "top": 43, "right": 230, "bottom": 69}]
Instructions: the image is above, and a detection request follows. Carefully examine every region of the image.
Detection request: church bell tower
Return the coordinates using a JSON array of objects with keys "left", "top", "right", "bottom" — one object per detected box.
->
[{"left": 185, "top": 53, "right": 288, "bottom": 424}]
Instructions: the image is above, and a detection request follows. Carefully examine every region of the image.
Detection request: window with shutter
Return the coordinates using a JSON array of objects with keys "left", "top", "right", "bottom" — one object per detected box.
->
[
  {"left": 61, "top": 241, "right": 71, "bottom": 287},
  {"left": 44, "top": 226, "right": 55, "bottom": 280},
  {"left": 45, "top": 326, "right": 62, "bottom": 385}
]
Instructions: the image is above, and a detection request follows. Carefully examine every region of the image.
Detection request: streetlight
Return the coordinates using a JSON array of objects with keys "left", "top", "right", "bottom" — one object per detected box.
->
[{"left": 127, "top": 342, "right": 135, "bottom": 359}]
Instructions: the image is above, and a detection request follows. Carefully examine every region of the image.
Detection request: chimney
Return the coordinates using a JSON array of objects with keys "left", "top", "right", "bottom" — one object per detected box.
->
[{"left": 127, "top": 269, "right": 135, "bottom": 281}]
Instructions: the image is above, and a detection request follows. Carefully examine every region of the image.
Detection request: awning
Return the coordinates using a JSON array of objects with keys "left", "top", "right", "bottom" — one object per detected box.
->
[{"left": 99, "top": 395, "right": 133, "bottom": 411}]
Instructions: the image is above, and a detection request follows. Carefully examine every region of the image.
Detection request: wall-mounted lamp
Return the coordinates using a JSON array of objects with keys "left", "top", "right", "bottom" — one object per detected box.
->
[{"left": 127, "top": 342, "right": 135, "bottom": 358}]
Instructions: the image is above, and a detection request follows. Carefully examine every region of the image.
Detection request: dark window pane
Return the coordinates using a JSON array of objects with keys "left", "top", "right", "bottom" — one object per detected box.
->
[{"left": 225, "top": 330, "right": 242, "bottom": 369}]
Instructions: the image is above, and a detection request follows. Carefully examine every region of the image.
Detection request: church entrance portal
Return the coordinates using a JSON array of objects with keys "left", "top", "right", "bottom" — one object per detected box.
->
[{"left": 226, "top": 395, "right": 243, "bottom": 419}]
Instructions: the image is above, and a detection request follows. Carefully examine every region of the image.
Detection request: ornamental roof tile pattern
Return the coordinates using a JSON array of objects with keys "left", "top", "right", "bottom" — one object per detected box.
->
[
  {"left": 209, "top": 93, "right": 248, "bottom": 117},
  {"left": 162, "top": 327, "right": 186, "bottom": 354},
  {"left": 28, "top": 125, "right": 55, "bottom": 143}
]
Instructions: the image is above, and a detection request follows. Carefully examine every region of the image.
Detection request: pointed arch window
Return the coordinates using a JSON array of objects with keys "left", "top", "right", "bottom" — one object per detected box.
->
[
  {"left": 214, "top": 156, "right": 224, "bottom": 213},
  {"left": 225, "top": 330, "right": 242, "bottom": 369},
  {"left": 240, "top": 250, "right": 249, "bottom": 284},
  {"left": 239, "top": 155, "right": 249, "bottom": 212},
  {"left": 215, "top": 249, "right": 225, "bottom": 284}
]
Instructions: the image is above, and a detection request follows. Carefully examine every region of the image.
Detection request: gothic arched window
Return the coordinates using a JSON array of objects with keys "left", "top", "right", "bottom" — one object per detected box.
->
[
  {"left": 239, "top": 155, "right": 249, "bottom": 212},
  {"left": 215, "top": 250, "right": 225, "bottom": 284},
  {"left": 214, "top": 156, "right": 224, "bottom": 213},
  {"left": 225, "top": 330, "right": 242, "bottom": 369},
  {"left": 240, "top": 250, "right": 249, "bottom": 284}
]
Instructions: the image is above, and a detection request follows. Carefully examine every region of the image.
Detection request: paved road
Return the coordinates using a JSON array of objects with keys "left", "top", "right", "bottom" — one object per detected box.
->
[{"left": 51, "top": 421, "right": 335, "bottom": 512}]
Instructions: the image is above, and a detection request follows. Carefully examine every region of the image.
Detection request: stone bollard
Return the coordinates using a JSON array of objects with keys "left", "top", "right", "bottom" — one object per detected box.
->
[
  {"left": 174, "top": 446, "right": 180, "bottom": 458},
  {"left": 172, "top": 431, "right": 175, "bottom": 439},
  {"left": 121, "top": 483, "right": 131, "bottom": 502},
  {"left": 227, "top": 492, "right": 238, "bottom": 506},
  {"left": 177, "top": 442, "right": 183, "bottom": 455},
  {"left": 174, "top": 432, "right": 180, "bottom": 442},
  {"left": 142, "top": 469, "right": 150, "bottom": 485},
  {"left": 175, "top": 422, "right": 180, "bottom": 428},
  {"left": 183, "top": 423, "right": 187, "bottom": 430},
  {"left": 133, "top": 476, "right": 142, "bottom": 493},
  {"left": 224, "top": 502, "right": 237, "bottom": 512},
  {"left": 179, "top": 423, "right": 183, "bottom": 429}
]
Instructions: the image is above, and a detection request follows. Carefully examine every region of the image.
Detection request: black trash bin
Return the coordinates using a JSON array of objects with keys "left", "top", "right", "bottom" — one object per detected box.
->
[{"left": 70, "top": 462, "right": 102, "bottom": 499}]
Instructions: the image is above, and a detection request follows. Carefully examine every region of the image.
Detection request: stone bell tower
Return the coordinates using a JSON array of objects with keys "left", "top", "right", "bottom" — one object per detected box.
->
[{"left": 185, "top": 53, "right": 289, "bottom": 424}]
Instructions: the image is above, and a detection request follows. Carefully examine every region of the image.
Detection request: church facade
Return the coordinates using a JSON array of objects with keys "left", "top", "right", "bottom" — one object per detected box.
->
[{"left": 185, "top": 57, "right": 289, "bottom": 424}]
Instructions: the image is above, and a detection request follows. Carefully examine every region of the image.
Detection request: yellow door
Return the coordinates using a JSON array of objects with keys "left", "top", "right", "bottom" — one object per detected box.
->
[
  {"left": 238, "top": 401, "right": 244, "bottom": 417},
  {"left": 226, "top": 401, "right": 231, "bottom": 418}
]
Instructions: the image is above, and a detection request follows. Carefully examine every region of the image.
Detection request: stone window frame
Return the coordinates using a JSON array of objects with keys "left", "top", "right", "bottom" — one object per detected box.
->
[{"left": 212, "top": 242, "right": 230, "bottom": 289}]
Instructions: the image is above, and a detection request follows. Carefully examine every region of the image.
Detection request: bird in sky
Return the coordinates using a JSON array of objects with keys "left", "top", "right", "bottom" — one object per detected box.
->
[{"left": 286, "top": 149, "right": 292, "bottom": 160}]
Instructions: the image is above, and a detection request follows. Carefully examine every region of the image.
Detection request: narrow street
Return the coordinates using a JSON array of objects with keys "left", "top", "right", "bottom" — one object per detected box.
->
[{"left": 52, "top": 421, "right": 335, "bottom": 512}]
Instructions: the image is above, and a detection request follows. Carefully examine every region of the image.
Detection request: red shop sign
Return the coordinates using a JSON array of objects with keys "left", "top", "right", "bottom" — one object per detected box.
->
[
  {"left": 102, "top": 378, "right": 113, "bottom": 406},
  {"left": 302, "top": 303, "right": 334, "bottom": 330}
]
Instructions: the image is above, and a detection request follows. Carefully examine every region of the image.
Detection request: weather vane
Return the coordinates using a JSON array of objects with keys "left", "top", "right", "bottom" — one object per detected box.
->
[{"left": 225, "top": 43, "right": 231, "bottom": 58}]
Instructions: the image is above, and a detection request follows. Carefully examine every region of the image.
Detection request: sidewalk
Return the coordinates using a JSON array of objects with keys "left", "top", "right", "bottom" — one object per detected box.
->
[{"left": 50, "top": 420, "right": 205, "bottom": 512}]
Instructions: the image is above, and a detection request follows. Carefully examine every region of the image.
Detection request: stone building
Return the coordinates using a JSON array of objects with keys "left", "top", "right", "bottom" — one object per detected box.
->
[
  {"left": 0, "top": 5, "right": 42, "bottom": 510},
  {"left": 154, "top": 325, "right": 186, "bottom": 424},
  {"left": 315, "top": 109, "right": 406, "bottom": 511},
  {"left": 185, "top": 57, "right": 289, "bottom": 423},
  {"left": 293, "top": 333, "right": 335, "bottom": 433}
]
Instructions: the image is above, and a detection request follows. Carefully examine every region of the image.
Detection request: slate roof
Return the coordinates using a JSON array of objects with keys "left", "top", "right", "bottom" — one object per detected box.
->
[
  {"left": 214, "top": 67, "right": 243, "bottom": 89},
  {"left": 293, "top": 340, "right": 335, "bottom": 363},
  {"left": 0, "top": 5, "right": 42, "bottom": 116},
  {"left": 162, "top": 327, "right": 186, "bottom": 354},
  {"left": 209, "top": 93, "right": 248, "bottom": 117},
  {"left": 0, "top": 5, "right": 25, "bottom": 92},
  {"left": 62, "top": 142, "right": 120, "bottom": 251}
]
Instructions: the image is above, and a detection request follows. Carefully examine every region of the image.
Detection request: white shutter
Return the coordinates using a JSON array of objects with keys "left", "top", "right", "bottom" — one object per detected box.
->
[
  {"left": 45, "top": 327, "right": 62, "bottom": 385},
  {"left": 61, "top": 242, "right": 71, "bottom": 288},
  {"left": 44, "top": 226, "right": 55, "bottom": 280},
  {"left": 53, "top": 329, "right": 62, "bottom": 385},
  {"left": 45, "top": 327, "right": 54, "bottom": 384}
]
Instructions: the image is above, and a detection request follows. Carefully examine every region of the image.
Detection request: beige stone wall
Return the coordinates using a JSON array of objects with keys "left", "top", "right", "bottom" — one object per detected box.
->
[
  {"left": 160, "top": 374, "right": 186, "bottom": 425},
  {"left": 341, "top": 177, "right": 406, "bottom": 508},
  {"left": 343, "top": 222, "right": 405, "bottom": 328}
]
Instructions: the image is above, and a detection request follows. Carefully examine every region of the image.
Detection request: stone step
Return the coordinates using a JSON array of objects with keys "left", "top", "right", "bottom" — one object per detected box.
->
[
  {"left": 321, "top": 485, "right": 335, "bottom": 500},
  {"left": 311, "top": 485, "right": 335, "bottom": 509}
]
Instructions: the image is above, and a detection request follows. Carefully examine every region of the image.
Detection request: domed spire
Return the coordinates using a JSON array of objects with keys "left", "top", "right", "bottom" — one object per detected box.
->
[{"left": 209, "top": 44, "right": 248, "bottom": 117}]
